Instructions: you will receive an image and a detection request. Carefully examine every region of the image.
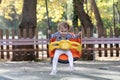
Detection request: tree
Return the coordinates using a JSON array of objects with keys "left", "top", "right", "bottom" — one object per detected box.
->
[
  {"left": 90, "top": 0, "right": 104, "bottom": 37},
  {"left": 19, "top": 0, "right": 37, "bottom": 34},
  {"left": 114, "top": 1, "right": 120, "bottom": 27},
  {"left": 73, "top": 0, "right": 94, "bottom": 37},
  {"left": 72, "top": 3, "right": 78, "bottom": 30},
  {"left": 73, "top": 0, "right": 95, "bottom": 60},
  {"left": 17, "top": 0, "right": 37, "bottom": 61}
]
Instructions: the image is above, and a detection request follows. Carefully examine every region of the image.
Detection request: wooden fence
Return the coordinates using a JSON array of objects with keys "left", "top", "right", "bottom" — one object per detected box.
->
[
  {"left": 0, "top": 28, "right": 48, "bottom": 61},
  {"left": 0, "top": 28, "right": 120, "bottom": 61},
  {"left": 82, "top": 37, "right": 120, "bottom": 61}
]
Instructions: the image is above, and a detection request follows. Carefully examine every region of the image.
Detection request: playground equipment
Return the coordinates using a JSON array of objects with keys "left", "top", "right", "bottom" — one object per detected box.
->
[{"left": 49, "top": 38, "right": 82, "bottom": 63}]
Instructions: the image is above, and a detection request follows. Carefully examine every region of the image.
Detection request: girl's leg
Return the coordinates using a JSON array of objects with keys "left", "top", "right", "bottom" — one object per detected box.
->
[
  {"left": 52, "top": 50, "right": 62, "bottom": 71},
  {"left": 50, "top": 50, "right": 63, "bottom": 75},
  {"left": 65, "top": 50, "right": 74, "bottom": 68}
]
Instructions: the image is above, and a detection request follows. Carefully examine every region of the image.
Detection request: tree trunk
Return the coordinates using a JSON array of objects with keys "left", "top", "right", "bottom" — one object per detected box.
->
[
  {"left": 73, "top": 0, "right": 94, "bottom": 60},
  {"left": 0, "top": 0, "right": 1, "bottom": 3},
  {"left": 115, "top": 2, "right": 120, "bottom": 27},
  {"left": 90, "top": 0, "right": 104, "bottom": 37},
  {"left": 19, "top": 0, "right": 37, "bottom": 33},
  {"left": 13, "top": 0, "right": 37, "bottom": 61},
  {"left": 73, "top": 0, "right": 94, "bottom": 37}
]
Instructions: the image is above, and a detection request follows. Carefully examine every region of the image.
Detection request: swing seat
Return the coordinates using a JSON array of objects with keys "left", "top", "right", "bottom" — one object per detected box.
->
[{"left": 49, "top": 38, "right": 82, "bottom": 63}]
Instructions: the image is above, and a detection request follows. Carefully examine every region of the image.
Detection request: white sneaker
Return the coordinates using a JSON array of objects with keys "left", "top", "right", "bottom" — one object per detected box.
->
[{"left": 50, "top": 70, "right": 57, "bottom": 75}]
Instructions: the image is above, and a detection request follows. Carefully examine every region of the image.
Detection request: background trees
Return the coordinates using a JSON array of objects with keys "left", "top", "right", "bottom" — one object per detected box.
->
[
  {"left": 0, "top": 0, "right": 119, "bottom": 37},
  {"left": 73, "top": 0, "right": 94, "bottom": 37}
]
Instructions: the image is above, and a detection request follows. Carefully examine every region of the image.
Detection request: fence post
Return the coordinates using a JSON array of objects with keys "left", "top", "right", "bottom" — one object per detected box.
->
[
  {"left": 11, "top": 29, "right": 15, "bottom": 61},
  {"left": 5, "top": 29, "right": 10, "bottom": 59},
  {"left": 0, "top": 29, "right": 3, "bottom": 59},
  {"left": 35, "top": 28, "right": 39, "bottom": 59}
]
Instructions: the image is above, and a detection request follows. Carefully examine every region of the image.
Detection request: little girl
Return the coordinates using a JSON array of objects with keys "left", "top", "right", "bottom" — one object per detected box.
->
[{"left": 49, "top": 22, "right": 80, "bottom": 75}]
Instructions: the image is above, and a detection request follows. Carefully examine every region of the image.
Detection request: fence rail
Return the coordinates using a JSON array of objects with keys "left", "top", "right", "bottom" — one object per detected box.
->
[
  {"left": 0, "top": 28, "right": 120, "bottom": 61},
  {"left": 0, "top": 38, "right": 48, "bottom": 61},
  {"left": 82, "top": 37, "right": 120, "bottom": 61},
  {"left": 0, "top": 28, "right": 48, "bottom": 61}
]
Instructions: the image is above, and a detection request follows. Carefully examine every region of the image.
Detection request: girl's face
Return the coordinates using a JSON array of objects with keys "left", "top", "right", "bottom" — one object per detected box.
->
[{"left": 59, "top": 26, "right": 68, "bottom": 36}]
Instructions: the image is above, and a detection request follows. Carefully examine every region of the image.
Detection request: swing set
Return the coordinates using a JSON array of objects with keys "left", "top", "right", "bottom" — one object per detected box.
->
[
  {"left": 49, "top": 38, "right": 82, "bottom": 63},
  {"left": 45, "top": 0, "right": 82, "bottom": 63}
]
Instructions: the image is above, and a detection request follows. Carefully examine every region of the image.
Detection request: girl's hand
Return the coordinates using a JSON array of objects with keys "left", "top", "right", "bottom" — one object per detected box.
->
[
  {"left": 78, "top": 32, "right": 81, "bottom": 36},
  {"left": 77, "top": 32, "right": 82, "bottom": 38}
]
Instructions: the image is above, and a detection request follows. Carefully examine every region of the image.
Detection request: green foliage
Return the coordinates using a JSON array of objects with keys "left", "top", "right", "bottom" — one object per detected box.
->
[
  {"left": 0, "top": 0, "right": 119, "bottom": 36},
  {"left": 87, "top": 0, "right": 120, "bottom": 34},
  {"left": 102, "top": 18, "right": 113, "bottom": 28},
  {"left": 0, "top": 0, "right": 23, "bottom": 29}
]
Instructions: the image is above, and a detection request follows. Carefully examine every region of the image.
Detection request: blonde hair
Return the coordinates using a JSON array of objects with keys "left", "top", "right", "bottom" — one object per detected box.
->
[{"left": 57, "top": 22, "right": 70, "bottom": 30}]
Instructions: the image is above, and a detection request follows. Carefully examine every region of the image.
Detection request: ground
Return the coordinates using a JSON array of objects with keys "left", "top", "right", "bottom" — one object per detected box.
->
[{"left": 0, "top": 60, "right": 120, "bottom": 80}]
